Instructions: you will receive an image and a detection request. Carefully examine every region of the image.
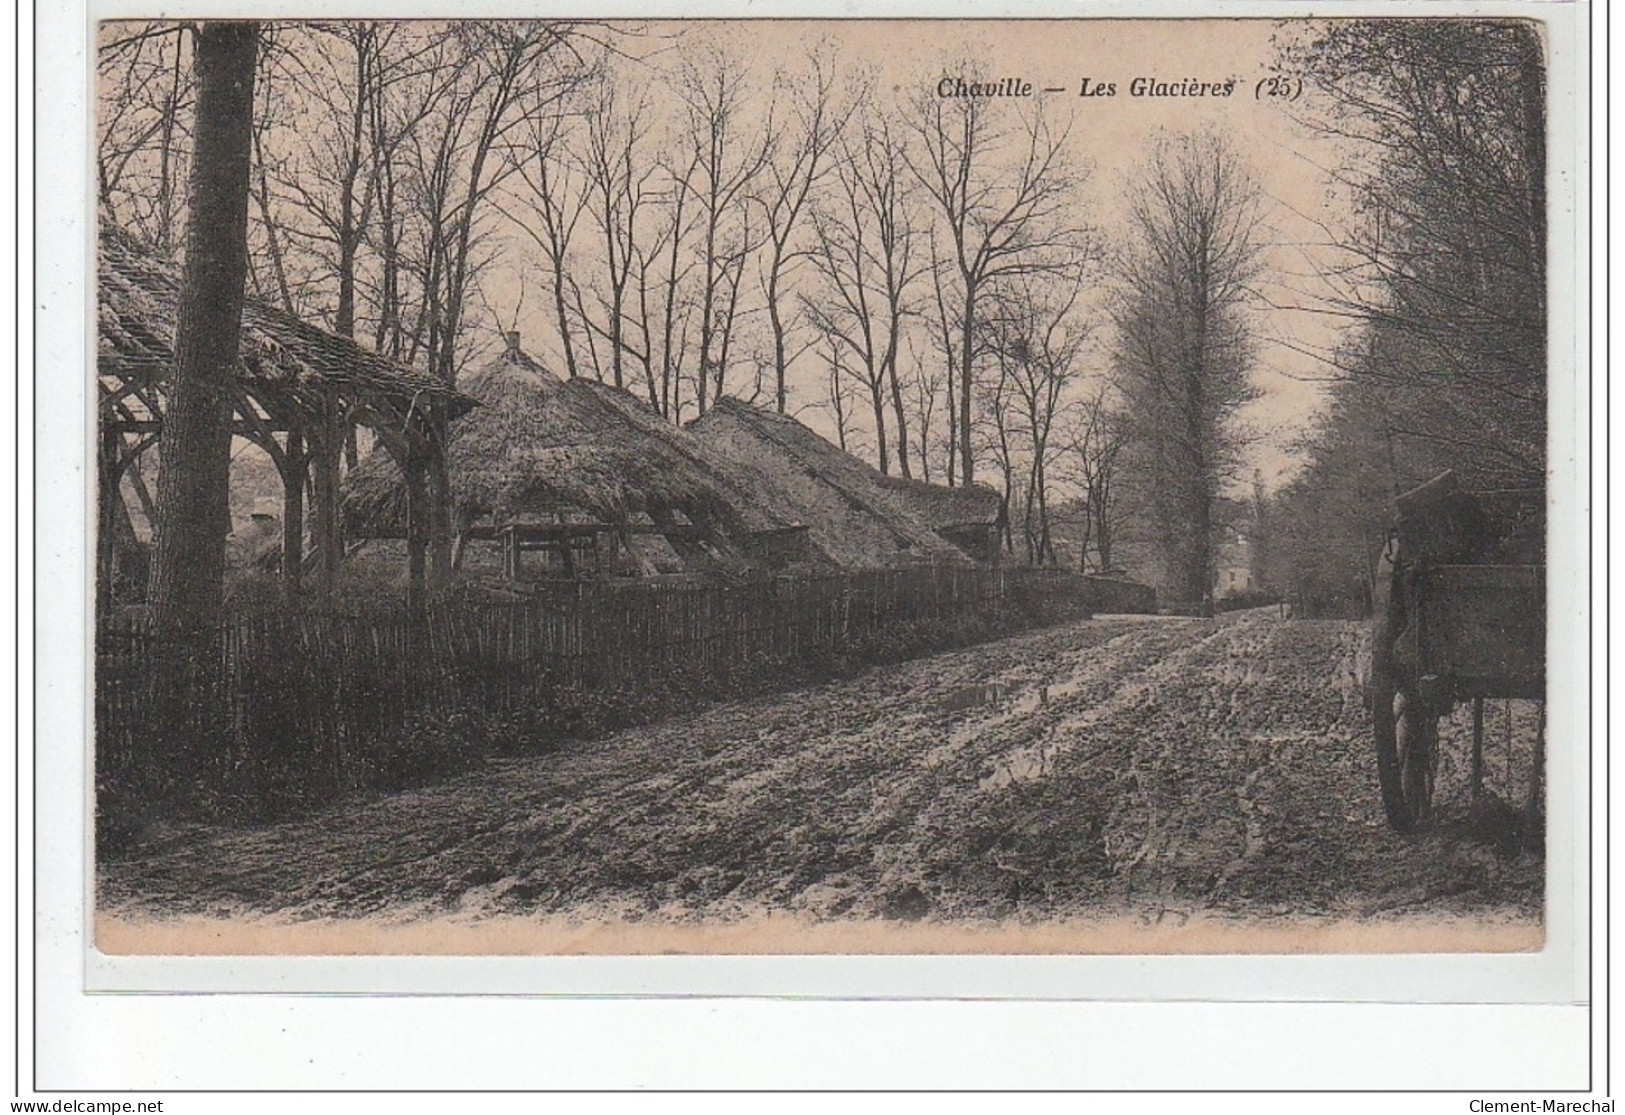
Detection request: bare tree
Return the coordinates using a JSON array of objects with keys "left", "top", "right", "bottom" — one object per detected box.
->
[
  {"left": 1064, "top": 382, "right": 1131, "bottom": 573},
  {"left": 975, "top": 332, "right": 1019, "bottom": 556},
  {"left": 816, "top": 334, "right": 864, "bottom": 456},
  {"left": 758, "top": 46, "right": 841, "bottom": 413},
  {"left": 397, "top": 23, "right": 579, "bottom": 385},
  {"left": 983, "top": 266, "right": 1092, "bottom": 565},
  {"left": 579, "top": 74, "right": 659, "bottom": 392},
  {"left": 1290, "top": 19, "right": 1546, "bottom": 484},
  {"left": 907, "top": 335, "right": 944, "bottom": 483},
  {"left": 96, "top": 23, "right": 194, "bottom": 254},
  {"left": 925, "top": 226, "right": 961, "bottom": 483},
  {"left": 504, "top": 100, "right": 590, "bottom": 378},
  {"left": 1110, "top": 130, "right": 1263, "bottom": 606},
  {"left": 651, "top": 147, "right": 701, "bottom": 418},
  {"left": 674, "top": 49, "right": 772, "bottom": 413},
  {"left": 147, "top": 21, "right": 258, "bottom": 640},
  {"left": 905, "top": 77, "right": 1085, "bottom": 485},
  {"left": 266, "top": 23, "right": 390, "bottom": 339},
  {"left": 805, "top": 107, "right": 927, "bottom": 476}
]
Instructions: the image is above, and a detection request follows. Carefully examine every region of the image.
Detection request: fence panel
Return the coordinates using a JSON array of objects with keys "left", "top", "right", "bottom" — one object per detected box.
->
[{"left": 96, "top": 565, "right": 1029, "bottom": 799}]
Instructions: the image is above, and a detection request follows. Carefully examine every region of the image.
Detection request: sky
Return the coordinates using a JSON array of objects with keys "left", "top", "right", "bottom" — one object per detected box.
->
[
  {"left": 484, "top": 18, "right": 1359, "bottom": 492},
  {"left": 99, "top": 17, "right": 1366, "bottom": 497}
]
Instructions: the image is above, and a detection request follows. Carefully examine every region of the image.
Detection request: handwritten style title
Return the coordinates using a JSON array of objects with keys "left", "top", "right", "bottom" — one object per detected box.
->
[{"left": 934, "top": 74, "right": 1302, "bottom": 101}]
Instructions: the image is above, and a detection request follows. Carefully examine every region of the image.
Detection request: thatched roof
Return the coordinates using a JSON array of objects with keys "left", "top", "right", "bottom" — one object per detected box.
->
[
  {"left": 875, "top": 473, "right": 1004, "bottom": 530},
  {"left": 346, "top": 347, "right": 793, "bottom": 537},
  {"left": 686, "top": 397, "right": 977, "bottom": 569},
  {"left": 98, "top": 225, "right": 471, "bottom": 415}
]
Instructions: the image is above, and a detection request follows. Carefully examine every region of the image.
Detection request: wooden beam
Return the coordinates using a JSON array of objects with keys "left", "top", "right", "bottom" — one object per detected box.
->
[
  {"left": 309, "top": 395, "right": 343, "bottom": 601},
  {"left": 404, "top": 451, "right": 429, "bottom": 611},
  {"left": 121, "top": 448, "right": 159, "bottom": 532},
  {"left": 96, "top": 427, "right": 119, "bottom": 614},
  {"left": 426, "top": 408, "right": 452, "bottom": 587},
  {"left": 224, "top": 382, "right": 289, "bottom": 473},
  {"left": 281, "top": 429, "right": 305, "bottom": 603},
  {"left": 101, "top": 418, "right": 295, "bottom": 438}
]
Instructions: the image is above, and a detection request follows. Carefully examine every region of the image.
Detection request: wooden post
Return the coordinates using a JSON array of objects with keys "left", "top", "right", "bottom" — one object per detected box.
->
[
  {"left": 1525, "top": 701, "right": 1545, "bottom": 840},
  {"left": 1470, "top": 696, "right": 1485, "bottom": 799},
  {"left": 502, "top": 525, "right": 520, "bottom": 581},
  {"left": 404, "top": 451, "right": 429, "bottom": 616},
  {"left": 427, "top": 448, "right": 452, "bottom": 586},
  {"left": 281, "top": 429, "right": 305, "bottom": 604},
  {"left": 559, "top": 531, "right": 576, "bottom": 578},
  {"left": 427, "top": 406, "right": 453, "bottom": 586},
  {"left": 309, "top": 398, "right": 343, "bottom": 601},
  {"left": 96, "top": 425, "right": 121, "bottom": 614}
]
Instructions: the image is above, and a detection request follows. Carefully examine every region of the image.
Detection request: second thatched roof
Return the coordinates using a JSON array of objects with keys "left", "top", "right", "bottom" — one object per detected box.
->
[
  {"left": 346, "top": 346, "right": 795, "bottom": 538},
  {"left": 687, "top": 398, "right": 992, "bottom": 569}
]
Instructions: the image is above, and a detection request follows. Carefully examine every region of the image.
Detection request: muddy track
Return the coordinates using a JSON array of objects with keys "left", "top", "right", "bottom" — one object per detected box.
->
[{"left": 98, "top": 612, "right": 1542, "bottom": 927}]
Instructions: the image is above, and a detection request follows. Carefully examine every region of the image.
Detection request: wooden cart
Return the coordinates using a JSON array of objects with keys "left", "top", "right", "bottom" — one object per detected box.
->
[{"left": 1368, "top": 471, "right": 1545, "bottom": 833}]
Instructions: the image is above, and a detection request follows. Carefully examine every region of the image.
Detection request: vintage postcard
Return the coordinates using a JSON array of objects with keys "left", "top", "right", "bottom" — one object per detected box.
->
[{"left": 83, "top": 10, "right": 1582, "bottom": 974}]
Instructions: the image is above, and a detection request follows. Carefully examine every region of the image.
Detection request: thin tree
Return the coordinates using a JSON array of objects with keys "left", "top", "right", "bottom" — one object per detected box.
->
[
  {"left": 1110, "top": 130, "right": 1263, "bottom": 607},
  {"left": 674, "top": 49, "right": 771, "bottom": 413},
  {"left": 1065, "top": 382, "right": 1130, "bottom": 573},
  {"left": 505, "top": 99, "right": 589, "bottom": 378},
  {"left": 758, "top": 46, "right": 841, "bottom": 413},
  {"left": 579, "top": 74, "right": 658, "bottom": 392},
  {"left": 983, "top": 266, "right": 1092, "bottom": 565},
  {"left": 905, "top": 77, "right": 1084, "bottom": 485},
  {"left": 908, "top": 335, "right": 944, "bottom": 483},
  {"left": 652, "top": 147, "right": 702, "bottom": 418},
  {"left": 804, "top": 108, "right": 926, "bottom": 476}
]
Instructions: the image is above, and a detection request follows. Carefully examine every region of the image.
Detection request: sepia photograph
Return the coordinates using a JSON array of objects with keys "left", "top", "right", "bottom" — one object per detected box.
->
[{"left": 86, "top": 14, "right": 1565, "bottom": 959}]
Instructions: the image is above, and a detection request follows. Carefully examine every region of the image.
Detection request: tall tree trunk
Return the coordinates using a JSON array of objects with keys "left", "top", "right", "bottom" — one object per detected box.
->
[
  {"left": 869, "top": 380, "right": 889, "bottom": 475},
  {"left": 148, "top": 21, "right": 258, "bottom": 640},
  {"left": 769, "top": 265, "right": 788, "bottom": 413},
  {"left": 884, "top": 334, "right": 911, "bottom": 480},
  {"left": 958, "top": 284, "right": 976, "bottom": 485},
  {"left": 553, "top": 256, "right": 579, "bottom": 378}
]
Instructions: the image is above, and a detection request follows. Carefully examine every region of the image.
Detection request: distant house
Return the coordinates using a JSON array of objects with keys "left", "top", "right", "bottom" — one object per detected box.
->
[
  {"left": 1057, "top": 490, "right": 1262, "bottom": 605},
  {"left": 346, "top": 336, "right": 809, "bottom": 579},
  {"left": 1212, "top": 494, "right": 1268, "bottom": 600},
  {"left": 1214, "top": 521, "right": 1255, "bottom": 599},
  {"left": 687, "top": 398, "right": 1002, "bottom": 569}
]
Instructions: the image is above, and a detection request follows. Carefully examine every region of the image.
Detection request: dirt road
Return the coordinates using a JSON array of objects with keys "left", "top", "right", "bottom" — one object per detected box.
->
[{"left": 98, "top": 611, "right": 1542, "bottom": 932}]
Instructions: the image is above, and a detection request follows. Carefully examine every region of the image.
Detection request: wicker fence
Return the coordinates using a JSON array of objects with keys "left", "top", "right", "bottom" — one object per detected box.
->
[{"left": 98, "top": 566, "right": 1086, "bottom": 806}]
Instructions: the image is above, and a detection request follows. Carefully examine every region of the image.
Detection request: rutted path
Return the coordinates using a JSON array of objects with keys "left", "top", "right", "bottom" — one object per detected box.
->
[{"left": 98, "top": 612, "right": 1542, "bottom": 930}]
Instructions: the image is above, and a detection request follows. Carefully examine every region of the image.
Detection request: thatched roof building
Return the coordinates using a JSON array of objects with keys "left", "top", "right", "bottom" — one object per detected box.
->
[
  {"left": 347, "top": 339, "right": 807, "bottom": 577},
  {"left": 687, "top": 398, "right": 999, "bottom": 568},
  {"left": 874, "top": 474, "right": 1006, "bottom": 563},
  {"left": 99, "top": 226, "right": 470, "bottom": 410},
  {"left": 97, "top": 224, "right": 473, "bottom": 606}
]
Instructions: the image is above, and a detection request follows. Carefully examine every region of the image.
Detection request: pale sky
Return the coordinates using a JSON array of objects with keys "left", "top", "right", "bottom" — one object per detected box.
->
[{"left": 483, "top": 18, "right": 1356, "bottom": 491}]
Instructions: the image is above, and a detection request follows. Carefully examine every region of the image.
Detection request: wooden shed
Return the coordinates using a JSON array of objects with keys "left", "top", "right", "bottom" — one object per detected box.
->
[
  {"left": 687, "top": 398, "right": 998, "bottom": 569},
  {"left": 346, "top": 337, "right": 809, "bottom": 579},
  {"left": 96, "top": 224, "right": 474, "bottom": 609}
]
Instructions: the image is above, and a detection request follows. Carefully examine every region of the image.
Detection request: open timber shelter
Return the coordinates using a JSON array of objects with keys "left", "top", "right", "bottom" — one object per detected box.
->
[{"left": 96, "top": 224, "right": 475, "bottom": 609}]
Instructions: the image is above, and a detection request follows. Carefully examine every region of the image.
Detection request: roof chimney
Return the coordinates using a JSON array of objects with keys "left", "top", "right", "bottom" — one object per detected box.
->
[{"left": 504, "top": 330, "right": 522, "bottom": 358}]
